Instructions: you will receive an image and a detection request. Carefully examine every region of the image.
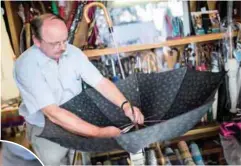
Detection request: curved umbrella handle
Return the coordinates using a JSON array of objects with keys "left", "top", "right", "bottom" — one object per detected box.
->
[{"left": 84, "top": 2, "right": 113, "bottom": 32}]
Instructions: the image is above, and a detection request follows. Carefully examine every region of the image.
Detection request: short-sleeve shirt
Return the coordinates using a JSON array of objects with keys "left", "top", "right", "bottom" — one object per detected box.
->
[{"left": 13, "top": 44, "right": 103, "bottom": 127}]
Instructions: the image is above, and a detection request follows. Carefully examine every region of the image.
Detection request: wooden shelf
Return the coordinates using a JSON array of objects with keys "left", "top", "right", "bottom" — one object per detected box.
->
[
  {"left": 168, "top": 123, "right": 220, "bottom": 144},
  {"left": 83, "top": 32, "right": 238, "bottom": 57},
  {"left": 181, "top": 123, "right": 219, "bottom": 137}
]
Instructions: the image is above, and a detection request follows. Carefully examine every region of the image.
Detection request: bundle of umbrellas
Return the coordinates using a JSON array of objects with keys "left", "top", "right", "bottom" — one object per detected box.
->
[{"left": 39, "top": 68, "right": 224, "bottom": 153}]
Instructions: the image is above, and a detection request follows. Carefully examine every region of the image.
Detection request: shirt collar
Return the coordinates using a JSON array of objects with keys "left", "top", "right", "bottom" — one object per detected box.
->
[{"left": 34, "top": 45, "right": 68, "bottom": 68}]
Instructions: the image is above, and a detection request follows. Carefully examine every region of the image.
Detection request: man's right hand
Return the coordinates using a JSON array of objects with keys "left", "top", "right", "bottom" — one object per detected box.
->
[
  {"left": 42, "top": 105, "right": 121, "bottom": 138},
  {"left": 97, "top": 126, "right": 121, "bottom": 138}
]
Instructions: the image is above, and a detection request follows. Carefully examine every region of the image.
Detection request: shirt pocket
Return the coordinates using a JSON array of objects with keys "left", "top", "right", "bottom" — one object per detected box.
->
[
  {"left": 40, "top": 68, "right": 60, "bottom": 94},
  {"left": 60, "top": 67, "right": 82, "bottom": 95}
]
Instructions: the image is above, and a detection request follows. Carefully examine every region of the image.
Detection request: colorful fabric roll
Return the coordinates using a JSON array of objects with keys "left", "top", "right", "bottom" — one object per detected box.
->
[
  {"left": 146, "top": 149, "right": 158, "bottom": 166},
  {"left": 66, "top": 1, "right": 78, "bottom": 30},
  {"left": 58, "top": 0, "right": 65, "bottom": 19},
  {"left": 51, "top": 1, "right": 59, "bottom": 15},
  {"left": 189, "top": 142, "right": 205, "bottom": 165},
  {"left": 174, "top": 149, "right": 184, "bottom": 165},
  {"left": 130, "top": 150, "right": 145, "bottom": 165},
  {"left": 164, "top": 147, "right": 182, "bottom": 165},
  {"left": 68, "top": 2, "right": 85, "bottom": 44},
  {"left": 177, "top": 141, "right": 196, "bottom": 165},
  {"left": 164, "top": 155, "right": 172, "bottom": 166}
]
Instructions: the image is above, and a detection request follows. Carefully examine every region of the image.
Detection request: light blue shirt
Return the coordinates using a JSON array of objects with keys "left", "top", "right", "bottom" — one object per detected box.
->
[{"left": 14, "top": 44, "right": 103, "bottom": 127}]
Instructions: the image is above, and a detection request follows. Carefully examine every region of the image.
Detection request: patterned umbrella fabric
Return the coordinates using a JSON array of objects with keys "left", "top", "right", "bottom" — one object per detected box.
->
[{"left": 39, "top": 68, "right": 224, "bottom": 153}]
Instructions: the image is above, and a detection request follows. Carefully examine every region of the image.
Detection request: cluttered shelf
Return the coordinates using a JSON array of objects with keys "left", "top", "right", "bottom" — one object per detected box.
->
[
  {"left": 91, "top": 123, "right": 220, "bottom": 158},
  {"left": 83, "top": 32, "right": 238, "bottom": 57}
]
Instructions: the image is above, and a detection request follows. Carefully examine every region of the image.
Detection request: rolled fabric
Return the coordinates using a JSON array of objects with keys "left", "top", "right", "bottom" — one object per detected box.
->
[
  {"left": 177, "top": 141, "right": 196, "bottom": 166},
  {"left": 51, "top": 1, "right": 58, "bottom": 15},
  {"left": 58, "top": 0, "right": 65, "bottom": 19},
  {"left": 174, "top": 149, "right": 184, "bottom": 165},
  {"left": 164, "top": 147, "right": 182, "bottom": 165},
  {"left": 68, "top": 2, "right": 86, "bottom": 44},
  {"left": 66, "top": 1, "right": 78, "bottom": 30},
  {"left": 146, "top": 149, "right": 158, "bottom": 166},
  {"left": 189, "top": 142, "right": 205, "bottom": 165}
]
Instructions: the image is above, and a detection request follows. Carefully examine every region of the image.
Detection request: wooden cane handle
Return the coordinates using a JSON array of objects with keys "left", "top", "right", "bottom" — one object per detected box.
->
[{"left": 84, "top": 2, "right": 113, "bottom": 28}]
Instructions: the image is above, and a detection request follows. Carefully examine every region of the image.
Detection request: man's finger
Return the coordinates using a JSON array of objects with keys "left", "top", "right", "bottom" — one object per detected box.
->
[
  {"left": 141, "top": 114, "right": 144, "bottom": 124},
  {"left": 138, "top": 116, "right": 142, "bottom": 124},
  {"left": 134, "top": 109, "right": 139, "bottom": 123}
]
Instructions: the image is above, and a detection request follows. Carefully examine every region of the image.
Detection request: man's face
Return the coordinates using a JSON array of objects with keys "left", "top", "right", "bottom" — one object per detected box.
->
[{"left": 37, "top": 19, "right": 68, "bottom": 59}]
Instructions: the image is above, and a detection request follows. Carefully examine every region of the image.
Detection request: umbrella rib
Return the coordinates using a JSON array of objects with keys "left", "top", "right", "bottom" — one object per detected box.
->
[
  {"left": 120, "top": 119, "right": 165, "bottom": 129},
  {"left": 144, "top": 115, "right": 158, "bottom": 120},
  {"left": 144, "top": 120, "right": 166, "bottom": 123},
  {"left": 120, "top": 123, "right": 133, "bottom": 129},
  {"left": 121, "top": 124, "right": 135, "bottom": 133},
  {"left": 165, "top": 68, "right": 188, "bottom": 118}
]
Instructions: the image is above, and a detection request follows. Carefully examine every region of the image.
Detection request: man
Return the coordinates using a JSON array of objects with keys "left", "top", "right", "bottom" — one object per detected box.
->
[{"left": 13, "top": 14, "right": 144, "bottom": 165}]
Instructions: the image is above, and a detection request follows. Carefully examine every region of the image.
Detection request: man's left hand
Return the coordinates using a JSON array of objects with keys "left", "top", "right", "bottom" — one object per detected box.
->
[{"left": 123, "top": 104, "right": 144, "bottom": 125}]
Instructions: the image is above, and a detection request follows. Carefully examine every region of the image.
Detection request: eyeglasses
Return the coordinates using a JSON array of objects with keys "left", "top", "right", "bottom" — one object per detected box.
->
[{"left": 41, "top": 38, "right": 68, "bottom": 49}]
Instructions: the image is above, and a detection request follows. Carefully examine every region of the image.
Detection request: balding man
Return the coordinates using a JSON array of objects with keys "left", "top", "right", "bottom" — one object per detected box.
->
[{"left": 13, "top": 14, "right": 144, "bottom": 165}]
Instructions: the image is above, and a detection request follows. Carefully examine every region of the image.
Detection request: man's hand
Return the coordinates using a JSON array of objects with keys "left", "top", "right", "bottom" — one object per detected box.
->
[
  {"left": 123, "top": 104, "right": 144, "bottom": 125},
  {"left": 97, "top": 126, "right": 121, "bottom": 138},
  {"left": 42, "top": 105, "right": 121, "bottom": 138}
]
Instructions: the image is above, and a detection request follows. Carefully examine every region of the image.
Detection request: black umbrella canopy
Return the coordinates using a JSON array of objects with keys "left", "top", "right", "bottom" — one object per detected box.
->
[{"left": 39, "top": 68, "right": 225, "bottom": 153}]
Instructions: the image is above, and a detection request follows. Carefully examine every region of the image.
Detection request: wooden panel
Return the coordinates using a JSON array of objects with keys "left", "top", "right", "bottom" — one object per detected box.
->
[
  {"left": 4, "top": 1, "right": 22, "bottom": 57},
  {"left": 84, "top": 32, "right": 238, "bottom": 57},
  {"left": 168, "top": 123, "right": 220, "bottom": 144}
]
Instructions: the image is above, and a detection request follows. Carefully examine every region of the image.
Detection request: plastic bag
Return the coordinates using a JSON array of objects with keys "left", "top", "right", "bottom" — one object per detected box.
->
[{"left": 220, "top": 134, "right": 241, "bottom": 165}]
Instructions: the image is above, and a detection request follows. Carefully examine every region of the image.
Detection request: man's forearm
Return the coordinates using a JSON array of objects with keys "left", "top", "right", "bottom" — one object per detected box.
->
[
  {"left": 95, "top": 78, "right": 127, "bottom": 108},
  {"left": 42, "top": 105, "right": 100, "bottom": 137}
]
